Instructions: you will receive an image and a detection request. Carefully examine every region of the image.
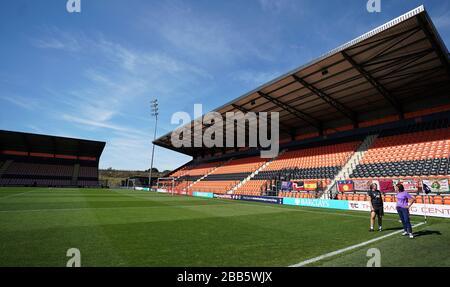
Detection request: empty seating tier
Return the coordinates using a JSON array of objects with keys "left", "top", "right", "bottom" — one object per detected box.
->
[
  {"left": 187, "top": 156, "right": 268, "bottom": 194},
  {"left": 351, "top": 158, "right": 449, "bottom": 178},
  {"left": 5, "top": 162, "right": 74, "bottom": 177},
  {"left": 78, "top": 166, "right": 98, "bottom": 178},
  {"left": 265, "top": 141, "right": 360, "bottom": 171},
  {"left": 171, "top": 161, "right": 223, "bottom": 178},
  {"left": 203, "top": 172, "right": 251, "bottom": 181},
  {"left": 360, "top": 127, "right": 450, "bottom": 165},
  {"left": 254, "top": 167, "right": 340, "bottom": 180},
  {"left": 189, "top": 180, "right": 239, "bottom": 194},
  {"left": 210, "top": 156, "right": 267, "bottom": 175},
  {"left": 186, "top": 141, "right": 361, "bottom": 194},
  {"left": 352, "top": 126, "right": 450, "bottom": 179},
  {"left": 0, "top": 159, "right": 99, "bottom": 187},
  {"left": 234, "top": 180, "right": 269, "bottom": 196}
]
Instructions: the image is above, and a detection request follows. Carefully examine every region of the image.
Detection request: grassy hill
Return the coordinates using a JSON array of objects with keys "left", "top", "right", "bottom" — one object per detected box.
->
[{"left": 99, "top": 169, "right": 170, "bottom": 187}]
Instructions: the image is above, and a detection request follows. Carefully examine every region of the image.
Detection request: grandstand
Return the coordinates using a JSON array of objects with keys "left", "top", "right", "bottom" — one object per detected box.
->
[
  {"left": 155, "top": 6, "right": 450, "bottom": 206},
  {"left": 0, "top": 130, "right": 105, "bottom": 187}
]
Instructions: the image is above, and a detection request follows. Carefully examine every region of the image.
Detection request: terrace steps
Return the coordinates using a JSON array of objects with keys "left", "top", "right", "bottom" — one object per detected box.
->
[
  {"left": 323, "top": 134, "right": 378, "bottom": 196},
  {"left": 71, "top": 164, "right": 80, "bottom": 186},
  {"left": 229, "top": 150, "right": 286, "bottom": 194},
  {"left": 186, "top": 157, "right": 234, "bottom": 191},
  {"left": 0, "top": 160, "right": 13, "bottom": 178}
]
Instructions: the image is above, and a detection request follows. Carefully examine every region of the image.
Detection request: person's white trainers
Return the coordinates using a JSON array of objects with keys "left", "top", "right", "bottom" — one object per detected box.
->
[
  {"left": 402, "top": 231, "right": 408, "bottom": 236},
  {"left": 409, "top": 233, "right": 414, "bottom": 239}
]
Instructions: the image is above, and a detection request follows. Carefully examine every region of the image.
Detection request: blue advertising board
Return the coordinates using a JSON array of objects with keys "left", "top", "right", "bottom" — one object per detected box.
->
[
  {"left": 192, "top": 192, "right": 214, "bottom": 198},
  {"left": 233, "top": 195, "right": 283, "bottom": 204},
  {"left": 283, "top": 197, "right": 349, "bottom": 210}
]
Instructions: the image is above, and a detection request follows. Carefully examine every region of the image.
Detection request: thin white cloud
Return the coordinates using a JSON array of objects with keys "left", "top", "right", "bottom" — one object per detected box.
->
[
  {"left": 36, "top": 32, "right": 204, "bottom": 125},
  {"left": 258, "top": 0, "right": 286, "bottom": 12},
  {"left": 29, "top": 27, "right": 212, "bottom": 170},
  {"left": 31, "top": 27, "right": 82, "bottom": 52},
  {"left": 0, "top": 95, "right": 40, "bottom": 111},
  {"left": 26, "top": 1, "right": 300, "bottom": 170},
  {"left": 258, "top": 0, "right": 306, "bottom": 14},
  {"left": 61, "top": 114, "right": 148, "bottom": 137},
  {"left": 434, "top": 11, "right": 450, "bottom": 30},
  {"left": 26, "top": 125, "right": 45, "bottom": 134},
  {"left": 32, "top": 38, "right": 66, "bottom": 49},
  {"left": 141, "top": 2, "right": 275, "bottom": 64}
]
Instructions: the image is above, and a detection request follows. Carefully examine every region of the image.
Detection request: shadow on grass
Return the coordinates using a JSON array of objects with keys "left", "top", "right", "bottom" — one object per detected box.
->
[
  {"left": 413, "top": 230, "right": 441, "bottom": 238},
  {"left": 381, "top": 227, "right": 403, "bottom": 231}
]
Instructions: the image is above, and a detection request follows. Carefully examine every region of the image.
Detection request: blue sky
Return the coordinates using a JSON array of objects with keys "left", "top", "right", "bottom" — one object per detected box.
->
[{"left": 0, "top": 0, "right": 449, "bottom": 171}]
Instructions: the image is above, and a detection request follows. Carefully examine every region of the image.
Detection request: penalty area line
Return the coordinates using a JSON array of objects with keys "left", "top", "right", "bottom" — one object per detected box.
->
[
  {"left": 289, "top": 221, "right": 426, "bottom": 267},
  {"left": 0, "top": 189, "right": 38, "bottom": 201}
]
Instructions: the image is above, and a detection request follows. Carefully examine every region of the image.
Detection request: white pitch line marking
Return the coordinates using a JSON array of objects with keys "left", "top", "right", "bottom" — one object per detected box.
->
[
  {"left": 0, "top": 189, "right": 38, "bottom": 200},
  {"left": 0, "top": 203, "right": 235, "bottom": 213},
  {"left": 289, "top": 221, "right": 426, "bottom": 267},
  {"left": 212, "top": 199, "right": 410, "bottom": 223}
]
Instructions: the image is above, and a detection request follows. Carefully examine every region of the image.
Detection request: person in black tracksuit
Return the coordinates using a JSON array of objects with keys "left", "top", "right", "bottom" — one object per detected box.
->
[{"left": 368, "top": 183, "right": 384, "bottom": 232}]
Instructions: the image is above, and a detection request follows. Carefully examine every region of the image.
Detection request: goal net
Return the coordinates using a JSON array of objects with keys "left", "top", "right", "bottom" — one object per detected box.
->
[{"left": 156, "top": 177, "right": 176, "bottom": 195}]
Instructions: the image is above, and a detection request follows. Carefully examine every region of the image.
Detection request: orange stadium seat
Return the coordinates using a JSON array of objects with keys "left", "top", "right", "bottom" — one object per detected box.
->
[
  {"left": 212, "top": 156, "right": 267, "bottom": 174},
  {"left": 189, "top": 180, "right": 239, "bottom": 194},
  {"left": 415, "top": 196, "right": 423, "bottom": 204},
  {"left": 351, "top": 123, "right": 450, "bottom": 179},
  {"left": 433, "top": 196, "right": 443, "bottom": 205},
  {"left": 265, "top": 141, "right": 360, "bottom": 171},
  {"left": 444, "top": 197, "right": 450, "bottom": 205},
  {"left": 423, "top": 196, "right": 432, "bottom": 204},
  {"left": 234, "top": 180, "right": 269, "bottom": 196}
]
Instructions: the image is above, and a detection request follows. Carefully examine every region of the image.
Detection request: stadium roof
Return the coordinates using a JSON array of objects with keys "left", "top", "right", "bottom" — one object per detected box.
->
[
  {"left": 0, "top": 130, "right": 106, "bottom": 159},
  {"left": 155, "top": 5, "right": 450, "bottom": 157}
]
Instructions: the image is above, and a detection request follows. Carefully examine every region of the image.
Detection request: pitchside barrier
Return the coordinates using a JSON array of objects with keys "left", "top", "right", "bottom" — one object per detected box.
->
[
  {"left": 347, "top": 200, "right": 450, "bottom": 218},
  {"left": 192, "top": 192, "right": 214, "bottom": 198},
  {"left": 161, "top": 190, "right": 450, "bottom": 219},
  {"left": 134, "top": 187, "right": 150, "bottom": 191}
]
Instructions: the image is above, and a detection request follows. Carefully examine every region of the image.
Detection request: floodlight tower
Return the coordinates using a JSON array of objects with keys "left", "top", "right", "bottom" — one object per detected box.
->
[{"left": 149, "top": 99, "right": 159, "bottom": 191}]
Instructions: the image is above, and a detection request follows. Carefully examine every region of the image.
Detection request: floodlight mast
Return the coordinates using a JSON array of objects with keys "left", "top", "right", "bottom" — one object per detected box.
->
[{"left": 149, "top": 99, "right": 159, "bottom": 192}]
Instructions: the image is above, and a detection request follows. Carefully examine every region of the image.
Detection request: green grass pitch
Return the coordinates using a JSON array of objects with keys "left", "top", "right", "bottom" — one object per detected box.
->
[{"left": 0, "top": 187, "right": 449, "bottom": 267}]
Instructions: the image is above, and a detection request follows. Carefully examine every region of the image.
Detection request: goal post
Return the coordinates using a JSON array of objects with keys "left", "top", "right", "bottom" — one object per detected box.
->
[{"left": 156, "top": 177, "right": 175, "bottom": 196}]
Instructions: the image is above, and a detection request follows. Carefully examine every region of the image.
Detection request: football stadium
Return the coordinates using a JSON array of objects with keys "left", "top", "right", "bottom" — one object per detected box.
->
[{"left": 1, "top": 2, "right": 450, "bottom": 271}]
